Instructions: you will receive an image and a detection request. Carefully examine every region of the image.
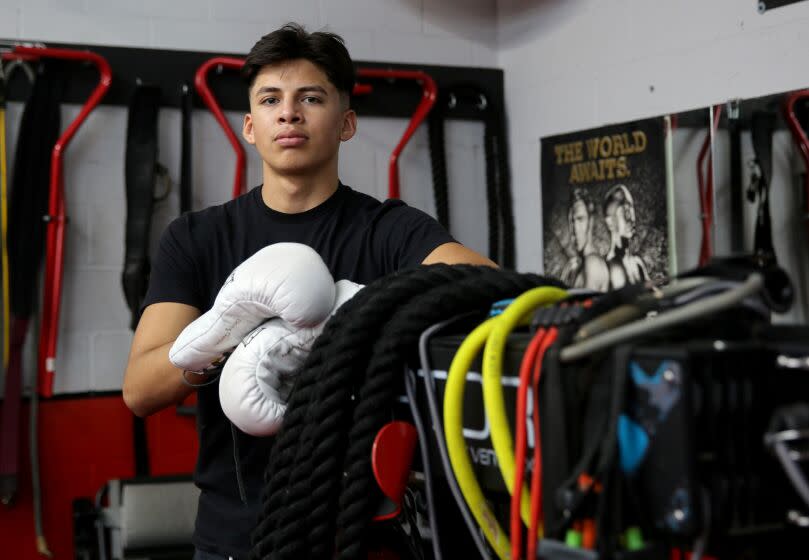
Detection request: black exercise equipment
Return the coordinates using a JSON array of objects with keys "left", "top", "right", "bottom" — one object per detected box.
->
[{"left": 121, "top": 84, "right": 162, "bottom": 331}]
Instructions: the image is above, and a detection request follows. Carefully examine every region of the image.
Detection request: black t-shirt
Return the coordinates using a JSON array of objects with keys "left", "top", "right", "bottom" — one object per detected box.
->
[{"left": 141, "top": 182, "right": 454, "bottom": 558}]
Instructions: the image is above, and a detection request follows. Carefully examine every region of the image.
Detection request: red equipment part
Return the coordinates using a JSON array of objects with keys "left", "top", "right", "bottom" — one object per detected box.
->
[
  {"left": 353, "top": 83, "right": 373, "bottom": 96},
  {"left": 784, "top": 90, "right": 809, "bottom": 236},
  {"left": 511, "top": 326, "right": 559, "bottom": 560},
  {"left": 696, "top": 105, "right": 723, "bottom": 266},
  {"left": 194, "top": 57, "right": 248, "bottom": 200},
  {"left": 370, "top": 420, "right": 417, "bottom": 522},
  {"left": 528, "top": 328, "right": 557, "bottom": 559},
  {"left": 512, "top": 327, "right": 546, "bottom": 560},
  {"left": 10, "top": 45, "right": 112, "bottom": 397},
  {"left": 355, "top": 68, "right": 437, "bottom": 200},
  {"left": 0, "top": 52, "right": 38, "bottom": 63}
]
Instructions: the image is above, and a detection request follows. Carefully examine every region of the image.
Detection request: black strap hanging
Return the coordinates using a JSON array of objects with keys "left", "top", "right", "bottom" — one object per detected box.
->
[
  {"left": 8, "top": 61, "right": 62, "bottom": 320},
  {"left": 122, "top": 84, "right": 163, "bottom": 478},
  {"left": 1, "top": 60, "right": 62, "bottom": 505},
  {"left": 482, "top": 101, "right": 502, "bottom": 266},
  {"left": 180, "top": 82, "right": 193, "bottom": 215},
  {"left": 430, "top": 84, "right": 516, "bottom": 268},
  {"left": 488, "top": 94, "right": 516, "bottom": 269},
  {"left": 122, "top": 84, "right": 161, "bottom": 331},
  {"left": 749, "top": 111, "right": 777, "bottom": 264},
  {"left": 728, "top": 103, "right": 745, "bottom": 254},
  {"left": 427, "top": 92, "right": 449, "bottom": 231}
]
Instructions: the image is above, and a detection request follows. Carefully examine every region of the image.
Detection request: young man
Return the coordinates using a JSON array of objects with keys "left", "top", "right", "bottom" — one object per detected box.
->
[{"left": 123, "top": 23, "right": 494, "bottom": 560}]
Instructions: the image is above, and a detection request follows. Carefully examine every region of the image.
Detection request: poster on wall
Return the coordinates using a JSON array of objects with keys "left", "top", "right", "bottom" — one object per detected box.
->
[{"left": 541, "top": 117, "right": 667, "bottom": 291}]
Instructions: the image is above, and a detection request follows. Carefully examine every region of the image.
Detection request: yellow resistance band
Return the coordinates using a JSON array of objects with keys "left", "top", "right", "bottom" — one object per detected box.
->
[
  {"left": 0, "top": 91, "right": 9, "bottom": 369},
  {"left": 444, "top": 318, "right": 511, "bottom": 560},
  {"left": 482, "top": 287, "right": 567, "bottom": 529}
]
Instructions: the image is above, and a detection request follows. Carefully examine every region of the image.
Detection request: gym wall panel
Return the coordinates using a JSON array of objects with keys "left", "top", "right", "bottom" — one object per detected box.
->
[
  {"left": 4, "top": 0, "right": 498, "bottom": 67},
  {"left": 319, "top": 0, "right": 422, "bottom": 34},
  {"left": 371, "top": 31, "right": 492, "bottom": 68},
  {"left": 0, "top": 3, "right": 20, "bottom": 37},
  {"left": 20, "top": 2, "right": 153, "bottom": 47},
  {"left": 624, "top": 0, "right": 803, "bottom": 49},
  {"left": 331, "top": 30, "right": 376, "bottom": 62},
  {"left": 53, "top": 333, "right": 92, "bottom": 394},
  {"left": 150, "top": 18, "right": 271, "bottom": 53},
  {"left": 210, "top": 0, "right": 320, "bottom": 27},
  {"left": 85, "top": 168, "right": 128, "bottom": 268},
  {"left": 336, "top": 126, "right": 379, "bottom": 198},
  {"left": 92, "top": 332, "right": 135, "bottom": 392},
  {"left": 422, "top": 0, "right": 497, "bottom": 40},
  {"left": 593, "top": 23, "right": 808, "bottom": 127},
  {"left": 445, "top": 126, "right": 489, "bottom": 258},
  {"left": 508, "top": 140, "right": 546, "bottom": 273},
  {"left": 61, "top": 187, "right": 93, "bottom": 271},
  {"left": 60, "top": 269, "right": 130, "bottom": 332},
  {"left": 496, "top": 0, "right": 809, "bottom": 281},
  {"left": 84, "top": 0, "right": 213, "bottom": 21}
]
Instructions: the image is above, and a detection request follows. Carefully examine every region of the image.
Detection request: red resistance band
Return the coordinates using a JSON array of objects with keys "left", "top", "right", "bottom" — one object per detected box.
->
[
  {"left": 512, "top": 326, "right": 557, "bottom": 560},
  {"left": 194, "top": 57, "right": 248, "bottom": 200},
  {"left": 9, "top": 45, "right": 112, "bottom": 398},
  {"left": 696, "top": 105, "right": 723, "bottom": 267},
  {"left": 354, "top": 68, "right": 437, "bottom": 199}
]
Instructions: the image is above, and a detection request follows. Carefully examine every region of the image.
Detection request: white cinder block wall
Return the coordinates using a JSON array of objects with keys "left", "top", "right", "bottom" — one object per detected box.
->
[
  {"left": 1, "top": 0, "right": 498, "bottom": 394},
  {"left": 498, "top": 0, "right": 809, "bottom": 323},
  {"left": 3, "top": 0, "right": 808, "bottom": 394}
]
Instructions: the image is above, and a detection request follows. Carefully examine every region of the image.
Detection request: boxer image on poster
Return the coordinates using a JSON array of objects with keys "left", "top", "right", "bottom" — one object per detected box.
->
[{"left": 541, "top": 117, "right": 667, "bottom": 291}]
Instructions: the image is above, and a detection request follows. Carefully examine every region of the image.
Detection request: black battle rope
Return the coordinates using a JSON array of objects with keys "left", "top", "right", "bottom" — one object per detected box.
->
[
  {"left": 180, "top": 81, "right": 192, "bottom": 215},
  {"left": 427, "top": 93, "right": 449, "bottom": 230},
  {"left": 260, "top": 265, "right": 553, "bottom": 560},
  {"left": 251, "top": 265, "right": 562, "bottom": 560},
  {"left": 430, "top": 85, "right": 516, "bottom": 267},
  {"left": 490, "top": 97, "right": 516, "bottom": 269},
  {"left": 251, "top": 266, "right": 475, "bottom": 559},
  {"left": 470, "top": 83, "right": 516, "bottom": 268},
  {"left": 481, "top": 97, "right": 502, "bottom": 265},
  {"left": 282, "top": 266, "right": 485, "bottom": 560},
  {"left": 122, "top": 84, "right": 161, "bottom": 331},
  {"left": 250, "top": 266, "right": 439, "bottom": 558}
]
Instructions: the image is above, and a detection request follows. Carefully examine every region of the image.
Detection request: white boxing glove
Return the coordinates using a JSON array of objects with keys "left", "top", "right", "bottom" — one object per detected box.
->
[
  {"left": 219, "top": 279, "right": 363, "bottom": 436},
  {"left": 169, "top": 243, "right": 335, "bottom": 373}
]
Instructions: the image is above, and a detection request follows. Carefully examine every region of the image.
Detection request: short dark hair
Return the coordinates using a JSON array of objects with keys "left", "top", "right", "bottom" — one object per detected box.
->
[
  {"left": 242, "top": 23, "right": 355, "bottom": 98},
  {"left": 569, "top": 188, "right": 594, "bottom": 218}
]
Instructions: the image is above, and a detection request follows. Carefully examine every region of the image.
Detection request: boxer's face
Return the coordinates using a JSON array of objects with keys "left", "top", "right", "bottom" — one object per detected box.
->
[
  {"left": 570, "top": 199, "right": 590, "bottom": 252},
  {"left": 243, "top": 59, "right": 356, "bottom": 177}
]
